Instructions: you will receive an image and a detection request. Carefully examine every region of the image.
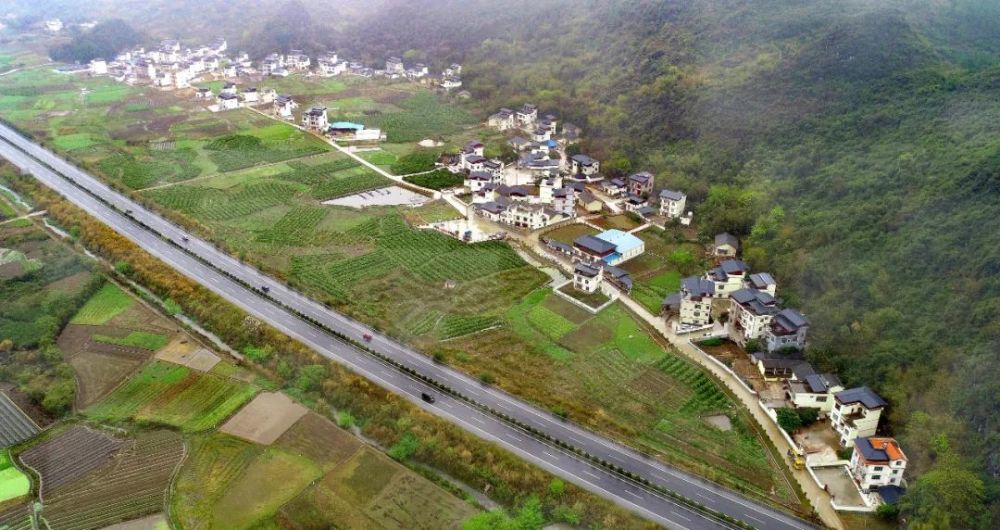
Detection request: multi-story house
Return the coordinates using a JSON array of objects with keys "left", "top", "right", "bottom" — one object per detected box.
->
[
  {"left": 624, "top": 172, "right": 653, "bottom": 196},
  {"left": 302, "top": 107, "right": 328, "bottom": 130},
  {"left": 570, "top": 154, "right": 600, "bottom": 177},
  {"left": 850, "top": 437, "right": 907, "bottom": 493},
  {"left": 500, "top": 203, "right": 563, "bottom": 230},
  {"left": 707, "top": 259, "right": 750, "bottom": 298},
  {"left": 241, "top": 87, "right": 259, "bottom": 104},
  {"left": 465, "top": 171, "right": 500, "bottom": 192},
  {"left": 729, "top": 288, "right": 780, "bottom": 346},
  {"left": 658, "top": 189, "right": 687, "bottom": 218},
  {"left": 763, "top": 308, "right": 809, "bottom": 352},
  {"left": 489, "top": 108, "right": 515, "bottom": 131},
  {"left": 515, "top": 103, "right": 538, "bottom": 129},
  {"left": 220, "top": 82, "right": 237, "bottom": 96},
  {"left": 573, "top": 263, "right": 603, "bottom": 293},
  {"left": 831, "top": 387, "right": 888, "bottom": 447},
  {"left": 677, "top": 276, "right": 715, "bottom": 327},
  {"left": 745, "top": 272, "right": 777, "bottom": 296},
  {"left": 217, "top": 92, "right": 240, "bottom": 110},
  {"left": 274, "top": 95, "right": 297, "bottom": 119},
  {"left": 386, "top": 56, "right": 405, "bottom": 74}
]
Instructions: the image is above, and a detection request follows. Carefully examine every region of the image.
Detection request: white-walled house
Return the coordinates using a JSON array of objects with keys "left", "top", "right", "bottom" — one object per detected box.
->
[
  {"left": 714, "top": 232, "right": 740, "bottom": 257},
  {"left": 489, "top": 108, "right": 515, "bottom": 131},
  {"left": 678, "top": 276, "right": 715, "bottom": 327},
  {"left": 274, "top": 95, "right": 297, "bottom": 119},
  {"left": 465, "top": 171, "right": 499, "bottom": 192},
  {"left": 570, "top": 154, "right": 600, "bottom": 176},
  {"left": 89, "top": 59, "right": 108, "bottom": 75},
  {"left": 745, "top": 272, "right": 777, "bottom": 296},
  {"left": 217, "top": 93, "right": 240, "bottom": 110},
  {"left": 831, "top": 387, "right": 888, "bottom": 447},
  {"left": 658, "top": 189, "right": 686, "bottom": 218},
  {"left": 302, "top": 106, "right": 329, "bottom": 130},
  {"left": 573, "top": 263, "right": 603, "bottom": 293},
  {"left": 729, "top": 288, "right": 780, "bottom": 346},
  {"left": 242, "top": 87, "right": 259, "bottom": 103},
  {"left": 786, "top": 373, "right": 843, "bottom": 412},
  {"left": 850, "top": 437, "right": 907, "bottom": 493},
  {"left": 763, "top": 308, "right": 809, "bottom": 352},
  {"left": 500, "top": 203, "right": 563, "bottom": 230},
  {"left": 707, "top": 259, "right": 749, "bottom": 297},
  {"left": 515, "top": 103, "right": 538, "bottom": 129}
]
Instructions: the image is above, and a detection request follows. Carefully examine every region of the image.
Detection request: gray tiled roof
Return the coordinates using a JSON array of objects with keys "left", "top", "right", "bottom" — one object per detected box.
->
[
  {"left": 574, "top": 235, "right": 617, "bottom": 254},
  {"left": 659, "top": 189, "right": 684, "bottom": 201},
  {"left": 835, "top": 387, "right": 888, "bottom": 409},
  {"left": 682, "top": 276, "right": 715, "bottom": 297},
  {"left": 715, "top": 232, "right": 739, "bottom": 249}
]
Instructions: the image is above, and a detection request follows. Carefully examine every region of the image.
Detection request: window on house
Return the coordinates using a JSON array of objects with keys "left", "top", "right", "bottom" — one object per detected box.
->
[
  {"left": 817, "top": 396, "right": 828, "bottom": 402},
  {"left": 874, "top": 466, "right": 883, "bottom": 471},
  {"left": 872, "top": 475, "right": 881, "bottom": 480}
]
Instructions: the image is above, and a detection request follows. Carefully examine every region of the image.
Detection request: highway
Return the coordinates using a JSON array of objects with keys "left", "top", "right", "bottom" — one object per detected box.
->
[{"left": 0, "top": 122, "right": 817, "bottom": 530}]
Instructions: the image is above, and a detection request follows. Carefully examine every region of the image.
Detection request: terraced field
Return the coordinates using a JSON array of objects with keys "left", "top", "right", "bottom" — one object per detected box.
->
[{"left": 20, "top": 426, "right": 123, "bottom": 497}]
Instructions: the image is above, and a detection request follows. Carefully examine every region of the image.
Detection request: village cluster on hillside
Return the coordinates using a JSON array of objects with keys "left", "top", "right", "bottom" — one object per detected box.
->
[{"left": 79, "top": 36, "right": 463, "bottom": 93}]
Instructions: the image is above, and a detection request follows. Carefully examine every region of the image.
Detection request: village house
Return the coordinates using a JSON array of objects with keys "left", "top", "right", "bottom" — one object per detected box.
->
[
  {"left": 763, "top": 308, "right": 809, "bottom": 352},
  {"left": 217, "top": 92, "right": 240, "bottom": 110},
  {"left": 532, "top": 127, "right": 552, "bottom": 142},
  {"left": 386, "top": 56, "right": 405, "bottom": 74},
  {"left": 786, "top": 372, "right": 844, "bottom": 412},
  {"left": 570, "top": 154, "right": 600, "bottom": 177},
  {"left": 551, "top": 188, "right": 577, "bottom": 216},
  {"left": 475, "top": 201, "right": 507, "bottom": 222},
  {"left": 659, "top": 189, "right": 686, "bottom": 218},
  {"left": 573, "top": 229, "right": 645, "bottom": 266},
  {"left": 45, "top": 18, "right": 63, "bottom": 32},
  {"left": 222, "top": 63, "right": 237, "bottom": 77},
  {"left": 90, "top": 58, "right": 108, "bottom": 75},
  {"left": 675, "top": 276, "right": 715, "bottom": 327},
  {"left": 260, "top": 88, "right": 277, "bottom": 104},
  {"left": 714, "top": 232, "right": 740, "bottom": 258},
  {"left": 623, "top": 194, "right": 649, "bottom": 213},
  {"left": 745, "top": 272, "right": 777, "bottom": 296},
  {"left": 500, "top": 202, "right": 563, "bottom": 230},
  {"left": 241, "top": 87, "right": 259, "bottom": 104},
  {"left": 515, "top": 103, "right": 538, "bottom": 129},
  {"left": 627, "top": 172, "right": 655, "bottom": 196},
  {"left": 600, "top": 178, "right": 627, "bottom": 197},
  {"left": 286, "top": 50, "right": 311, "bottom": 70},
  {"left": 578, "top": 192, "right": 603, "bottom": 213},
  {"left": 850, "top": 437, "right": 907, "bottom": 494},
  {"left": 831, "top": 387, "right": 888, "bottom": 447},
  {"left": 441, "top": 76, "right": 462, "bottom": 90},
  {"left": 562, "top": 122, "right": 582, "bottom": 143},
  {"left": 220, "top": 82, "right": 237, "bottom": 96},
  {"left": 750, "top": 352, "right": 813, "bottom": 382},
  {"left": 573, "top": 263, "right": 603, "bottom": 293},
  {"left": 489, "top": 108, "right": 516, "bottom": 131},
  {"left": 465, "top": 171, "right": 501, "bottom": 192},
  {"left": 729, "top": 288, "right": 780, "bottom": 346},
  {"left": 274, "top": 95, "right": 297, "bottom": 119},
  {"left": 195, "top": 87, "right": 213, "bottom": 99},
  {"left": 302, "top": 106, "right": 329, "bottom": 130},
  {"left": 707, "top": 259, "right": 749, "bottom": 297}
]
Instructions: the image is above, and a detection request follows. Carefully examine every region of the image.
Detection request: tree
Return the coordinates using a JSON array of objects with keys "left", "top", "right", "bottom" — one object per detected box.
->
[
  {"left": 49, "top": 19, "right": 143, "bottom": 63},
  {"left": 900, "top": 437, "right": 986, "bottom": 529},
  {"left": 796, "top": 407, "right": 820, "bottom": 426},
  {"left": 776, "top": 407, "right": 802, "bottom": 433}
]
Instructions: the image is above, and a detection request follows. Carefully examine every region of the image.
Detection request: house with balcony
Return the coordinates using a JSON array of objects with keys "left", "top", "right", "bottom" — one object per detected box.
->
[
  {"left": 764, "top": 308, "right": 809, "bottom": 352},
  {"left": 573, "top": 263, "right": 603, "bottom": 293},
  {"left": 850, "top": 437, "right": 907, "bottom": 493},
  {"left": 729, "top": 288, "right": 780, "bottom": 346},
  {"left": 745, "top": 272, "right": 777, "bottom": 296},
  {"left": 831, "top": 387, "right": 888, "bottom": 447},
  {"left": 714, "top": 232, "right": 740, "bottom": 258},
  {"left": 707, "top": 259, "right": 750, "bottom": 298},
  {"left": 570, "top": 154, "right": 600, "bottom": 177},
  {"left": 302, "top": 107, "right": 329, "bottom": 130},
  {"left": 627, "top": 172, "right": 655, "bottom": 196},
  {"left": 515, "top": 103, "right": 538, "bottom": 129},
  {"left": 675, "top": 276, "right": 715, "bottom": 327},
  {"left": 489, "top": 108, "right": 515, "bottom": 131},
  {"left": 658, "top": 189, "right": 686, "bottom": 218}
]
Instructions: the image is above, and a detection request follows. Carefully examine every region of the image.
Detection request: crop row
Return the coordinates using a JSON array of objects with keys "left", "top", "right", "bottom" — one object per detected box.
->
[
  {"left": 20, "top": 426, "right": 123, "bottom": 496},
  {"left": 255, "top": 206, "right": 329, "bottom": 245}
]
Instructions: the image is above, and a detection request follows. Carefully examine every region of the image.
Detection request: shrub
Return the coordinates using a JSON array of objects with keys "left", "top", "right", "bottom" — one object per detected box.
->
[
  {"left": 336, "top": 410, "right": 356, "bottom": 428},
  {"left": 387, "top": 432, "right": 421, "bottom": 461},
  {"left": 404, "top": 169, "right": 464, "bottom": 190},
  {"left": 390, "top": 150, "right": 440, "bottom": 174},
  {"left": 744, "top": 338, "right": 762, "bottom": 353},
  {"left": 699, "top": 337, "right": 723, "bottom": 347},
  {"left": 549, "top": 478, "right": 565, "bottom": 496},
  {"left": 797, "top": 407, "right": 820, "bottom": 426},
  {"left": 776, "top": 407, "right": 803, "bottom": 433}
]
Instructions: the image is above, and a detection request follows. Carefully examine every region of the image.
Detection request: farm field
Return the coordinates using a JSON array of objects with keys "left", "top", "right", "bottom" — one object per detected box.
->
[
  {"left": 622, "top": 229, "right": 708, "bottom": 313},
  {"left": 432, "top": 289, "right": 797, "bottom": 507},
  {"left": 85, "top": 360, "right": 258, "bottom": 432},
  {"left": 30, "top": 428, "right": 184, "bottom": 530},
  {"left": 541, "top": 223, "right": 599, "bottom": 244},
  {"left": 0, "top": 450, "right": 30, "bottom": 504},
  {"left": 174, "top": 415, "right": 476, "bottom": 530}
]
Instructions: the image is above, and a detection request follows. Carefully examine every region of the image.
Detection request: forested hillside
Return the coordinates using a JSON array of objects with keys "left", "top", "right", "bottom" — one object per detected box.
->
[{"left": 344, "top": 1, "right": 999, "bottom": 526}]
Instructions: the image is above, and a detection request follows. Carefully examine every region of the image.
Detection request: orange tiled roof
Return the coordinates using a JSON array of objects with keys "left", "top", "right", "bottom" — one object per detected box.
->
[{"left": 869, "top": 437, "right": 906, "bottom": 461}]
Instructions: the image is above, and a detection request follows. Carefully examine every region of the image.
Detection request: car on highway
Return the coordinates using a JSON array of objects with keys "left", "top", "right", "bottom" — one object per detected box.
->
[{"left": 421, "top": 392, "right": 436, "bottom": 404}]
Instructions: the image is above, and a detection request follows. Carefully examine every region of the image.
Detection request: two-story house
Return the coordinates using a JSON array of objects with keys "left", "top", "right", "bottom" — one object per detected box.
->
[
  {"left": 850, "top": 437, "right": 907, "bottom": 493},
  {"left": 745, "top": 272, "right": 777, "bottom": 296},
  {"left": 274, "top": 95, "right": 297, "bottom": 119},
  {"left": 489, "top": 108, "right": 515, "bottom": 131},
  {"left": 831, "top": 387, "right": 888, "bottom": 447},
  {"left": 658, "top": 189, "right": 686, "bottom": 218},
  {"left": 714, "top": 232, "right": 740, "bottom": 258},
  {"left": 386, "top": 57, "right": 404, "bottom": 74},
  {"left": 515, "top": 103, "right": 538, "bottom": 129},
  {"left": 216, "top": 92, "right": 240, "bottom": 110}
]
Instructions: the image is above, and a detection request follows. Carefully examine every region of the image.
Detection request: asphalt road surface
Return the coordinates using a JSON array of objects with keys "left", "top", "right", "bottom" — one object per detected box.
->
[{"left": 0, "top": 123, "right": 817, "bottom": 530}]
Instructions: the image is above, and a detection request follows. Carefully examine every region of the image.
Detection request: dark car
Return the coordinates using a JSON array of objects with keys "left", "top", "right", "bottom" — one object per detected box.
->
[
  {"left": 421, "top": 392, "right": 436, "bottom": 404},
  {"left": 261, "top": 285, "right": 270, "bottom": 293}
]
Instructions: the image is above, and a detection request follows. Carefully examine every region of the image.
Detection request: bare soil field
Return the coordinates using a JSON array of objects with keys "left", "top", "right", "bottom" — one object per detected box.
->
[
  {"left": 98, "top": 513, "right": 169, "bottom": 530},
  {"left": 68, "top": 351, "right": 145, "bottom": 409},
  {"left": 220, "top": 392, "right": 308, "bottom": 445},
  {"left": 154, "top": 336, "right": 220, "bottom": 372}
]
